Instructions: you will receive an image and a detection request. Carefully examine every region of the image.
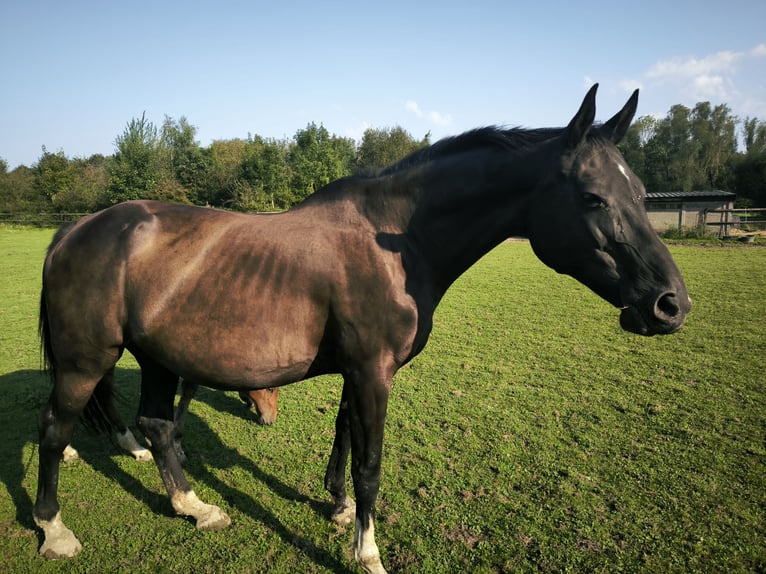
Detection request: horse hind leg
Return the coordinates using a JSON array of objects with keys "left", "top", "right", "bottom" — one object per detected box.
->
[
  {"left": 134, "top": 358, "right": 230, "bottom": 531},
  {"left": 34, "top": 369, "right": 107, "bottom": 559}
]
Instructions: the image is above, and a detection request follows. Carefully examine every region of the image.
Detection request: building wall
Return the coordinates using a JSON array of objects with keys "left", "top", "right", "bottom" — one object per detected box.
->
[{"left": 645, "top": 199, "right": 735, "bottom": 232}]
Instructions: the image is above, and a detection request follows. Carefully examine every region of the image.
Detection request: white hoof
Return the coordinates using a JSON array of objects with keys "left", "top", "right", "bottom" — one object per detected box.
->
[
  {"left": 62, "top": 445, "right": 79, "bottom": 462},
  {"left": 130, "top": 447, "right": 153, "bottom": 462},
  {"left": 35, "top": 513, "right": 82, "bottom": 559},
  {"left": 354, "top": 516, "right": 387, "bottom": 574},
  {"left": 116, "top": 430, "right": 153, "bottom": 462},
  {"left": 360, "top": 557, "right": 388, "bottom": 574},
  {"left": 331, "top": 497, "right": 356, "bottom": 526},
  {"left": 171, "top": 490, "right": 231, "bottom": 531},
  {"left": 195, "top": 505, "right": 231, "bottom": 531}
]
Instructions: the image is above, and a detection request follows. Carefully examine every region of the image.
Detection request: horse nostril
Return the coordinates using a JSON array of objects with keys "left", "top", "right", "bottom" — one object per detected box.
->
[{"left": 655, "top": 292, "right": 681, "bottom": 319}]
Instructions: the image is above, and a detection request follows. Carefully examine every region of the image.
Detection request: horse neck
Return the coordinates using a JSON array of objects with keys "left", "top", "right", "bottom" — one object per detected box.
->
[{"left": 403, "top": 147, "right": 543, "bottom": 290}]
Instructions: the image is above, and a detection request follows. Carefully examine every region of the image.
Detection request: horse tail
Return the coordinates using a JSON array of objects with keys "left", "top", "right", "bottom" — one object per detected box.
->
[
  {"left": 39, "top": 222, "right": 74, "bottom": 382},
  {"left": 39, "top": 220, "right": 119, "bottom": 435},
  {"left": 81, "top": 376, "right": 121, "bottom": 435}
]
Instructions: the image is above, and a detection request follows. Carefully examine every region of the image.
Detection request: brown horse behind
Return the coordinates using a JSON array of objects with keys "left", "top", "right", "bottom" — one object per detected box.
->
[{"left": 63, "top": 383, "right": 279, "bottom": 463}]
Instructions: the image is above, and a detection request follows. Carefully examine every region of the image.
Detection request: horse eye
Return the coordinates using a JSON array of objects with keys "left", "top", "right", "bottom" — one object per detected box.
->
[{"left": 581, "top": 192, "right": 606, "bottom": 208}]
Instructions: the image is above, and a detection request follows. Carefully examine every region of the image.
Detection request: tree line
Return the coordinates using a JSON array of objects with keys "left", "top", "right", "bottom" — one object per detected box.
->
[
  {"left": 619, "top": 101, "right": 766, "bottom": 206},
  {"left": 1, "top": 101, "right": 765, "bottom": 216}
]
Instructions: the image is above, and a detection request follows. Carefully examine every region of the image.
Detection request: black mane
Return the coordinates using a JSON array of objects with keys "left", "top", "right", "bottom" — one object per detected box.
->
[{"left": 379, "top": 126, "right": 564, "bottom": 176}]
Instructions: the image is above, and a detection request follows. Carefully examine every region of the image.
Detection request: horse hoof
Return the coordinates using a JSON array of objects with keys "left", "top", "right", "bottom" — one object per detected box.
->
[
  {"left": 331, "top": 499, "right": 356, "bottom": 526},
  {"left": 360, "top": 557, "right": 388, "bottom": 574},
  {"left": 132, "top": 448, "right": 153, "bottom": 462},
  {"left": 39, "top": 528, "right": 82, "bottom": 559},
  {"left": 196, "top": 507, "right": 231, "bottom": 531},
  {"left": 62, "top": 445, "right": 79, "bottom": 462}
]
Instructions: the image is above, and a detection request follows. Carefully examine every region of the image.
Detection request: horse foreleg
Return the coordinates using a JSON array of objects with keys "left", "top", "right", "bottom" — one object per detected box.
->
[
  {"left": 325, "top": 380, "right": 355, "bottom": 525},
  {"left": 347, "top": 368, "right": 391, "bottom": 574}
]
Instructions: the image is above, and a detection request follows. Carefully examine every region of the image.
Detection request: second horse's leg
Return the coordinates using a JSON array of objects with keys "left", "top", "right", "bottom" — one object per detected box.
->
[
  {"left": 172, "top": 379, "right": 198, "bottom": 463},
  {"left": 99, "top": 368, "right": 153, "bottom": 461}
]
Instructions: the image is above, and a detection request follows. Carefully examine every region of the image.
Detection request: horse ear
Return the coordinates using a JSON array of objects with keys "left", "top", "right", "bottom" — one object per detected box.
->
[
  {"left": 563, "top": 84, "right": 598, "bottom": 150},
  {"left": 599, "top": 89, "right": 639, "bottom": 144}
]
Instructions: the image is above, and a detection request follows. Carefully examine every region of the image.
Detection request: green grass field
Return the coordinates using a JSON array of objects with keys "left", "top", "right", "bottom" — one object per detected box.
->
[{"left": 0, "top": 227, "right": 764, "bottom": 573}]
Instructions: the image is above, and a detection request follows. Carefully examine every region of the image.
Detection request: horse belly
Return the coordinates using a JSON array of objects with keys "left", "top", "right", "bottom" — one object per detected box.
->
[
  {"left": 194, "top": 325, "right": 322, "bottom": 389},
  {"left": 132, "top": 292, "right": 328, "bottom": 390}
]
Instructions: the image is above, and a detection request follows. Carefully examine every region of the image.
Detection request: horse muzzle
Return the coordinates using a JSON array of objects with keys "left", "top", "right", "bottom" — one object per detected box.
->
[{"left": 619, "top": 290, "right": 690, "bottom": 336}]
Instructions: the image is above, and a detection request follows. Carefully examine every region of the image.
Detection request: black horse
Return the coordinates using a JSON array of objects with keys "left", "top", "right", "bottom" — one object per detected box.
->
[{"left": 35, "top": 85, "right": 689, "bottom": 573}]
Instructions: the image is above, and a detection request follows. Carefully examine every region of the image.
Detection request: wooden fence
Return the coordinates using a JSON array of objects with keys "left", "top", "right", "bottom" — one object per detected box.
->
[
  {"left": 704, "top": 208, "right": 766, "bottom": 237},
  {"left": 0, "top": 213, "right": 88, "bottom": 226}
]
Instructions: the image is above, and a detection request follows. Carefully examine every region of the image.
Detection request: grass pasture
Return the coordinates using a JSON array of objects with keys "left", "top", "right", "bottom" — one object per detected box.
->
[{"left": 0, "top": 227, "right": 764, "bottom": 573}]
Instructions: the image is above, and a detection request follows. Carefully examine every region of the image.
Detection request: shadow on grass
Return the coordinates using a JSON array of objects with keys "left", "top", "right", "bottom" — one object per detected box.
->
[
  {"left": 0, "top": 367, "right": 351, "bottom": 573},
  {"left": 0, "top": 369, "right": 49, "bottom": 532}
]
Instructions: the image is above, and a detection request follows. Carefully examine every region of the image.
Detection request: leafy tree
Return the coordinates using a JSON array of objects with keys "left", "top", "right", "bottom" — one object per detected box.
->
[
  {"left": 53, "top": 156, "right": 109, "bottom": 212},
  {"left": 28, "top": 150, "right": 110, "bottom": 212},
  {"left": 356, "top": 126, "right": 429, "bottom": 172},
  {"left": 288, "top": 123, "right": 356, "bottom": 200},
  {"left": 742, "top": 117, "right": 766, "bottom": 155},
  {"left": 0, "top": 164, "right": 44, "bottom": 213},
  {"left": 734, "top": 117, "right": 766, "bottom": 206},
  {"left": 160, "top": 116, "right": 209, "bottom": 203},
  {"left": 106, "top": 113, "right": 165, "bottom": 204},
  {"left": 619, "top": 103, "right": 740, "bottom": 195},
  {"left": 240, "top": 136, "right": 292, "bottom": 210},
  {"left": 690, "top": 102, "right": 737, "bottom": 190},
  {"left": 202, "top": 139, "right": 251, "bottom": 207},
  {"left": 36, "top": 147, "right": 75, "bottom": 208}
]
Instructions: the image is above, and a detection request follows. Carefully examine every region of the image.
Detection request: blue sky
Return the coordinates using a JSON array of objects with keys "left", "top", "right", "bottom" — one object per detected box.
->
[{"left": 1, "top": 0, "right": 764, "bottom": 168}]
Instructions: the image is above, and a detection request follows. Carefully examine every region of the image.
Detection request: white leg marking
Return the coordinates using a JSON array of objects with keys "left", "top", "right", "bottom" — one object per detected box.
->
[
  {"left": 354, "top": 516, "right": 387, "bottom": 574},
  {"left": 62, "top": 444, "right": 79, "bottom": 462},
  {"left": 116, "top": 429, "right": 153, "bottom": 462},
  {"left": 35, "top": 512, "right": 82, "bottom": 559},
  {"left": 171, "top": 490, "right": 231, "bottom": 531}
]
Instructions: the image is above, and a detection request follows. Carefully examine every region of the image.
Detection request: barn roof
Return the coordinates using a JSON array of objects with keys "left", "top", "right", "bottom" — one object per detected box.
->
[{"left": 646, "top": 190, "right": 736, "bottom": 201}]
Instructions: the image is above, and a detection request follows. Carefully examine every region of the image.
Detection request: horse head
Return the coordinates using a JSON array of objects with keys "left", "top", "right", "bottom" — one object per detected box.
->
[{"left": 526, "top": 85, "right": 691, "bottom": 335}]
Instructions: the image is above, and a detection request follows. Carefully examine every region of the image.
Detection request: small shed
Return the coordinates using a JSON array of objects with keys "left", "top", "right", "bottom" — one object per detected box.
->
[{"left": 645, "top": 190, "right": 736, "bottom": 233}]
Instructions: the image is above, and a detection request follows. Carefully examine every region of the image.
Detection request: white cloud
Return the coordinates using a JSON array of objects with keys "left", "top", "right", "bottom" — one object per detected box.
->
[
  {"left": 405, "top": 100, "right": 420, "bottom": 114},
  {"left": 405, "top": 100, "right": 452, "bottom": 127},
  {"left": 692, "top": 74, "right": 728, "bottom": 99},
  {"left": 647, "top": 50, "right": 741, "bottom": 81},
  {"left": 642, "top": 46, "right": 766, "bottom": 101}
]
